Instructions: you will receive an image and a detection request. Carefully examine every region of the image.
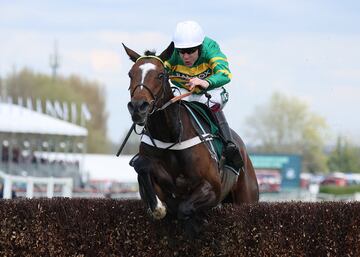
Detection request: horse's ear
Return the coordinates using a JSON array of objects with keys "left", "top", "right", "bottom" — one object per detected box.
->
[
  {"left": 122, "top": 43, "right": 141, "bottom": 63},
  {"left": 158, "top": 42, "right": 174, "bottom": 62}
]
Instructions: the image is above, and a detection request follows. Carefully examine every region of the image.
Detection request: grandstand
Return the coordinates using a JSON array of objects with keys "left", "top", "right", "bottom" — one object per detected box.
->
[
  {"left": 0, "top": 102, "right": 139, "bottom": 199},
  {"left": 0, "top": 102, "right": 88, "bottom": 198}
]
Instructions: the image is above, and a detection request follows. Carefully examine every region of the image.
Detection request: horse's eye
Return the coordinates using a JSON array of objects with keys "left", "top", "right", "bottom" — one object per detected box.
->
[{"left": 158, "top": 73, "right": 164, "bottom": 80}]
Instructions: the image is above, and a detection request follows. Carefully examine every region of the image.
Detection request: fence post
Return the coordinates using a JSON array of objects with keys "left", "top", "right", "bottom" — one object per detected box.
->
[
  {"left": 63, "top": 179, "right": 73, "bottom": 197},
  {"left": 3, "top": 174, "right": 13, "bottom": 199},
  {"left": 354, "top": 193, "right": 360, "bottom": 201},
  {"left": 47, "top": 177, "right": 54, "bottom": 198},
  {"left": 26, "top": 177, "right": 34, "bottom": 198}
]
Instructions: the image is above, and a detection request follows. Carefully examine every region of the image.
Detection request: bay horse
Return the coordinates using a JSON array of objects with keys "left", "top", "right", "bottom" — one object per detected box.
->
[{"left": 123, "top": 42, "right": 259, "bottom": 235}]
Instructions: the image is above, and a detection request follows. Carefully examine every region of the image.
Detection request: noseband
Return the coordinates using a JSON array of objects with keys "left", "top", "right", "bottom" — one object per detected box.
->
[{"left": 129, "top": 56, "right": 169, "bottom": 114}]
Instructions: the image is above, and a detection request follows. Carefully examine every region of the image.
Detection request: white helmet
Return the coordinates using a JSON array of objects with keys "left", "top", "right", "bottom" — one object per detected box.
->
[{"left": 172, "top": 21, "right": 205, "bottom": 49}]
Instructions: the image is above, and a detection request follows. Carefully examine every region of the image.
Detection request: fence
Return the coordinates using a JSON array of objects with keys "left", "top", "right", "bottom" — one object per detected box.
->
[
  {"left": 1, "top": 199, "right": 359, "bottom": 256},
  {"left": 0, "top": 170, "right": 72, "bottom": 199}
]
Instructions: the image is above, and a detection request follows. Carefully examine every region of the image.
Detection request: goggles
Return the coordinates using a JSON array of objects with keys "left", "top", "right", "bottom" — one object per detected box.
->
[{"left": 177, "top": 46, "right": 198, "bottom": 55}]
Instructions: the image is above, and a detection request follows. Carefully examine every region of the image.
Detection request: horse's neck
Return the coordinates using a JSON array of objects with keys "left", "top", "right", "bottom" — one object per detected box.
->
[
  {"left": 146, "top": 103, "right": 192, "bottom": 142},
  {"left": 146, "top": 104, "right": 180, "bottom": 140}
]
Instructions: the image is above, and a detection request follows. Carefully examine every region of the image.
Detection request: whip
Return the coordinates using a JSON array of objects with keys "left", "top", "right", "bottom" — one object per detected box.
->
[{"left": 116, "top": 123, "right": 136, "bottom": 156}]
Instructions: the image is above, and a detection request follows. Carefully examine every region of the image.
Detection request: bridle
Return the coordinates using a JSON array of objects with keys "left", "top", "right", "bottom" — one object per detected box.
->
[
  {"left": 129, "top": 55, "right": 169, "bottom": 115},
  {"left": 129, "top": 55, "right": 184, "bottom": 142}
]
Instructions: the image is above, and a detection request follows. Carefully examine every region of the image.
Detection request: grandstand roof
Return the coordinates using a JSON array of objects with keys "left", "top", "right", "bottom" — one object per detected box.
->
[{"left": 0, "top": 103, "right": 88, "bottom": 136}]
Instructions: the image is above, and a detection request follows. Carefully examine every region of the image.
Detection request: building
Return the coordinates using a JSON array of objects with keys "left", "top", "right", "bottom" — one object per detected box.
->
[
  {"left": 250, "top": 153, "right": 302, "bottom": 192},
  {"left": 0, "top": 102, "right": 88, "bottom": 197}
]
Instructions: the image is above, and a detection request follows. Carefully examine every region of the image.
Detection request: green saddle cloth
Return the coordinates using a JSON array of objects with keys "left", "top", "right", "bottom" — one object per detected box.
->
[{"left": 183, "top": 101, "right": 223, "bottom": 160}]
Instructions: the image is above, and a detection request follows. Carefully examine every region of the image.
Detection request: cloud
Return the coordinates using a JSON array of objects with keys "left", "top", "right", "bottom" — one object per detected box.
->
[
  {"left": 99, "top": 31, "right": 169, "bottom": 45},
  {"left": 221, "top": 33, "right": 360, "bottom": 141},
  {"left": 0, "top": 28, "right": 171, "bottom": 93},
  {"left": 90, "top": 50, "right": 121, "bottom": 73}
]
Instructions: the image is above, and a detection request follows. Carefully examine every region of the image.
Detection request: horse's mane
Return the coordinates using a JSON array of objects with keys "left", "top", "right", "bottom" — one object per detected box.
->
[{"left": 144, "top": 50, "right": 156, "bottom": 56}]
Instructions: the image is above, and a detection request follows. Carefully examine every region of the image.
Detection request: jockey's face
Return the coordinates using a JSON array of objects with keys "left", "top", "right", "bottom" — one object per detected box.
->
[{"left": 178, "top": 48, "right": 199, "bottom": 67}]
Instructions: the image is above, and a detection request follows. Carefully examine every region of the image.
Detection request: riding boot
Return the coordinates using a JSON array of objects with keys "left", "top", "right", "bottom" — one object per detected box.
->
[{"left": 214, "top": 110, "right": 244, "bottom": 170}]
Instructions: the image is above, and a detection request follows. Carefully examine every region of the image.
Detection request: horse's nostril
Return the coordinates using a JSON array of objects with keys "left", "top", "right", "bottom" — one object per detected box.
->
[
  {"left": 139, "top": 101, "right": 150, "bottom": 113},
  {"left": 127, "top": 102, "right": 134, "bottom": 114}
]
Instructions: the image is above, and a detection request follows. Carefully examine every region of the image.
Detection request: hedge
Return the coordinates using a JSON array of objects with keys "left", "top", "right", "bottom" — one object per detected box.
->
[{"left": 0, "top": 198, "right": 359, "bottom": 256}]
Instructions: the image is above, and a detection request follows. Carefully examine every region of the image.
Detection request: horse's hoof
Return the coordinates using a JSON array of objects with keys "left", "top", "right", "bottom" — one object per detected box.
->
[{"left": 152, "top": 205, "right": 167, "bottom": 219}]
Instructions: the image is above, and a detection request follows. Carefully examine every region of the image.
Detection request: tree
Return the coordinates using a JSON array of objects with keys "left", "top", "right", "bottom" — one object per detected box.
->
[
  {"left": 3, "top": 68, "right": 110, "bottom": 153},
  {"left": 245, "top": 92, "right": 329, "bottom": 172},
  {"left": 327, "top": 136, "right": 360, "bottom": 173}
]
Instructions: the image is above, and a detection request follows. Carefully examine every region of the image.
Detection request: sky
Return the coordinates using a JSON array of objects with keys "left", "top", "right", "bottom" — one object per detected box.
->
[{"left": 0, "top": 0, "right": 360, "bottom": 145}]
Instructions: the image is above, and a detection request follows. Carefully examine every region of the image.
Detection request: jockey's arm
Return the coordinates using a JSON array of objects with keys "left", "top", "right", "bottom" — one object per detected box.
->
[
  {"left": 186, "top": 77, "right": 210, "bottom": 90},
  {"left": 203, "top": 41, "right": 232, "bottom": 90}
]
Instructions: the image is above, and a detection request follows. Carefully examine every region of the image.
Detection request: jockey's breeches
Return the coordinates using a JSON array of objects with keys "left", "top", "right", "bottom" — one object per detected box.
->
[{"left": 172, "top": 86, "right": 228, "bottom": 111}]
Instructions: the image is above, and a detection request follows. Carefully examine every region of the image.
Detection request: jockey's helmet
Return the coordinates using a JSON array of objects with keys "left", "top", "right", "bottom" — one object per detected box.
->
[{"left": 172, "top": 21, "right": 205, "bottom": 49}]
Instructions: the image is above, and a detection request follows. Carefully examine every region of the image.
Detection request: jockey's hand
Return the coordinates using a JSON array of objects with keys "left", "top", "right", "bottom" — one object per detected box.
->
[{"left": 186, "top": 77, "right": 209, "bottom": 91}]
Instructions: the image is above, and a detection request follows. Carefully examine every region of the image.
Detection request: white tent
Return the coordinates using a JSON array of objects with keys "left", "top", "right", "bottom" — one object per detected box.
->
[
  {"left": 83, "top": 154, "right": 137, "bottom": 183},
  {"left": 0, "top": 103, "right": 87, "bottom": 136}
]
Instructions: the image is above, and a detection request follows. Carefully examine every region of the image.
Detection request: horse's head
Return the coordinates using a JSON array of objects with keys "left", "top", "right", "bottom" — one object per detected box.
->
[{"left": 123, "top": 42, "right": 174, "bottom": 125}]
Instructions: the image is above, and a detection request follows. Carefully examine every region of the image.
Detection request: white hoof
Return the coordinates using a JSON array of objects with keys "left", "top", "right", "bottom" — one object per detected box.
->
[
  {"left": 151, "top": 198, "right": 167, "bottom": 219},
  {"left": 152, "top": 205, "right": 167, "bottom": 219}
]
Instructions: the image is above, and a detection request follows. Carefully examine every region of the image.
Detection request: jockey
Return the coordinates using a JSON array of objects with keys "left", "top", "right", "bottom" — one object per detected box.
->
[{"left": 164, "top": 20, "right": 243, "bottom": 170}]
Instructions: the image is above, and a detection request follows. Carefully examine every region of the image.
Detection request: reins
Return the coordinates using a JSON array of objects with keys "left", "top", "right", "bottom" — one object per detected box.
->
[
  {"left": 158, "top": 81, "right": 196, "bottom": 111},
  {"left": 132, "top": 57, "right": 198, "bottom": 112},
  {"left": 159, "top": 75, "right": 212, "bottom": 111}
]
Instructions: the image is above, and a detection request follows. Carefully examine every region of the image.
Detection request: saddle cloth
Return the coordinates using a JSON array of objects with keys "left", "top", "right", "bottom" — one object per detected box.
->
[{"left": 182, "top": 101, "right": 223, "bottom": 160}]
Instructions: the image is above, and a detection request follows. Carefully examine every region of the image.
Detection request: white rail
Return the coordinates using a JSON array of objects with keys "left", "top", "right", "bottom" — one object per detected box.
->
[{"left": 0, "top": 170, "right": 73, "bottom": 199}]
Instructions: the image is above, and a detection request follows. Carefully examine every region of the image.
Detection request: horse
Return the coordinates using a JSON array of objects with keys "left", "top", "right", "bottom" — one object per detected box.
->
[{"left": 122, "top": 42, "right": 259, "bottom": 235}]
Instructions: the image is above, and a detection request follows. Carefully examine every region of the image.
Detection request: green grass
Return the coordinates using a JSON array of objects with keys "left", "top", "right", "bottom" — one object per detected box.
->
[{"left": 319, "top": 185, "right": 360, "bottom": 195}]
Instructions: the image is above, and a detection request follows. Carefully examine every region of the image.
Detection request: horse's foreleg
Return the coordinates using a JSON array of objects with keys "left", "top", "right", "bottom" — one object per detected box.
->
[
  {"left": 131, "top": 155, "right": 167, "bottom": 219},
  {"left": 136, "top": 169, "right": 159, "bottom": 214}
]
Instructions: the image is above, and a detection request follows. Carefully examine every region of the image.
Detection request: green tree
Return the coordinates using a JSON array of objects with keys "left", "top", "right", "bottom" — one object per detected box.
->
[
  {"left": 3, "top": 68, "right": 110, "bottom": 153},
  {"left": 245, "top": 92, "right": 329, "bottom": 172},
  {"left": 327, "top": 136, "right": 360, "bottom": 173}
]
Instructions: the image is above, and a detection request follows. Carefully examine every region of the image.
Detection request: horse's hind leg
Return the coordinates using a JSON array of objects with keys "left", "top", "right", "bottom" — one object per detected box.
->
[
  {"left": 177, "top": 180, "right": 219, "bottom": 236},
  {"left": 228, "top": 132, "right": 259, "bottom": 204},
  {"left": 178, "top": 180, "right": 218, "bottom": 218},
  {"left": 232, "top": 152, "right": 259, "bottom": 204}
]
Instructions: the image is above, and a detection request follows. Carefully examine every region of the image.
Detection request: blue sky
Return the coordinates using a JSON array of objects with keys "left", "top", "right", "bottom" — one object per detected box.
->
[{"left": 1, "top": 0, "right": 360, "bottom": 144}]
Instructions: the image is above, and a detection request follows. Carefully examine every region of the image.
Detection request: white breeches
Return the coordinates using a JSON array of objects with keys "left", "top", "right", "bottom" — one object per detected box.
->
[{"left": 172, "top": 86, "right": 228, "bottom": 110}]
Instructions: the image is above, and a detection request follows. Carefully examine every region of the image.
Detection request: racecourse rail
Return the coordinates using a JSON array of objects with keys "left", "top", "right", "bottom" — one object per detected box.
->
[{"left": 0, "top": 198, "right": 359, "bottom": 256}]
